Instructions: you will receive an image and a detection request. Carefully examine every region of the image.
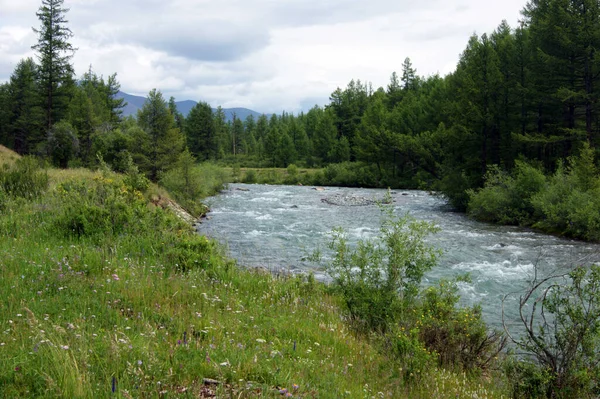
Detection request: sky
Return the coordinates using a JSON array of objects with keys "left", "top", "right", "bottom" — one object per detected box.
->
[{"left": 0, "top": 0, "right": 528, "bottom": 114}]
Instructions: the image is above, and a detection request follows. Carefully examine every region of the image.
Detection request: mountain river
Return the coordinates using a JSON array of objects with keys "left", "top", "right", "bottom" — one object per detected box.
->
[{"left": 197, "top": 183, "right": 600, "bottom": 331}]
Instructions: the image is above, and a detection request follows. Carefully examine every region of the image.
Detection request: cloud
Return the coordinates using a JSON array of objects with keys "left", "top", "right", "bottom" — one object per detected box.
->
[{"left": 1, "top": 0, "right": 530, "bottom": 113}]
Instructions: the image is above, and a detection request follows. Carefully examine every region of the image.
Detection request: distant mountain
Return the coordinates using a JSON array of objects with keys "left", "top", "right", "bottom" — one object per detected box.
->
[{"left": 116, "top": 91, "right": 267, "bottom": 122}]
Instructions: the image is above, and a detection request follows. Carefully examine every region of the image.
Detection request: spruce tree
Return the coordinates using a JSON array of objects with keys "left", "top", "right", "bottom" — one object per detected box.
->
[
  {"left": 137, "top": 89, "right": 184, "bottom": 180},
  {"left": 32, "top": 0, "right": 76, "bottom": 131},
  {"left": 7, "top": 58, "right": 45, "bottom": 154}
]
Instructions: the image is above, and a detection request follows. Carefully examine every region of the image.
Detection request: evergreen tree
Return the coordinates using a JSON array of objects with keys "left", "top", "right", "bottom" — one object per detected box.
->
[
  {"left": 67, "top": 86, "right": 96, "bottom": 164},
  {"left": 7, "top": 58, "right": 45, "bottom": 154},
  {"left": 185, "top": 101, "right": 215, "bottom": 160},
  {"left": 137, "top": 89, "right": 184, "bottom": 180},
  {"left": 168, "top": 96, "right": 185, "bottom": 132},
  {"left": 276, "top": 131, "right": 296, "bottom": 167},
  {"left": 401, "top": 57, "right": 418, "bottom": 91},
  {"left": 0, "top": 83, "right": 10, "bottom": 147},
  {"left": 32, "top": 0, "right": 76, "bottom": 131},
  {"left": 105, "top": 73, "right": 125, "bottom": 125},
  {"left": 213, "top": 107, "right": 228, "bottom": 158}
]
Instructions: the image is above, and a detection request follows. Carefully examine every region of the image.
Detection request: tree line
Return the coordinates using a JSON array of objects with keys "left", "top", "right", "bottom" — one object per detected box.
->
[{"left": 1, "top": 0, "right": 599, "bottom": 210}]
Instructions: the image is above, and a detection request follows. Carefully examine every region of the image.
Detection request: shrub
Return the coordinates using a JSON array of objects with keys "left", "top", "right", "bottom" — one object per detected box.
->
[
  {"left": 46, "top": 121, "right": 79, "bottom": 168},
  {"left": 53, "top": 176, "right": 145, "bottom": 239},
  {"left": 468, "top": 161, "right": 546, "bottom": 225},
  {"left": 0, "top": 156, "right": 48, "bottom": 199},
  {"left": 417, "top": 278, "right": 505, "bottom": 373},
  {"left": 322, "top": 209, "right": 441, "bottom": 333},
  {"left": 243, "top": 169, "right": 257, "bottom": 184},
  {"left": 504, "top": 265, "right": 600, "bottom": 398}
]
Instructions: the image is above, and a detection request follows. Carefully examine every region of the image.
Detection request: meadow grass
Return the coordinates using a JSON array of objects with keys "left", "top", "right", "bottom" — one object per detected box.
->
[{"left": 0, "top": 147, "right": 508, "bottom": 398}]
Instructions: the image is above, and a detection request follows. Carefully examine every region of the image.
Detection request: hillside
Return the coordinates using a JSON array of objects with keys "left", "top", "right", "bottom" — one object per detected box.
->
[
  {"left": 116, "top": 91, "right": 268, "bottom": 122},
  {"left": 0, "top": 145, "right": 20, "bottom": 165}
]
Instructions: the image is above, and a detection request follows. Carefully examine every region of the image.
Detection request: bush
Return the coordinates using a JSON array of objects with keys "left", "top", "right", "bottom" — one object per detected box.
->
[
  {"left": 322, "top": 209, "right": 441, "bottom": 333},
  {"left": 531, "top": 145, "right": 600, "bottom": 240},
  {"left": 505, "top": 265, "right": 600, "bottom": 398},
  {"left": 53, "top": 176, "right": 145, "bottom": 240},
  {"left": 468, "top": 161, "right": 546, "bottom": 225},
  {"left": 0, "top": 156, "right": 48, "bottom": 200},
  {"left": 46, "top": 121, "right": 79, "bottom": 168},
  {"left": 242, "top": 169, "right": 257, "bottom": 184},
  {"left": 417, "top": 278, "right": 505, "bottom": 373}
]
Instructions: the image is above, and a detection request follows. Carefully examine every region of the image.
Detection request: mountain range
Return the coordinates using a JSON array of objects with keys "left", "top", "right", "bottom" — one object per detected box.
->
[{"left": 116, "top": 91, "right": 267, "bottom": 122}]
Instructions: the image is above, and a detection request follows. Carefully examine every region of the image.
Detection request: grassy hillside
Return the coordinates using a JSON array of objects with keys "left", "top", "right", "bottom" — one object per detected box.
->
[{"left": 0, "top": 157, "right": 507, "bottom": 398}]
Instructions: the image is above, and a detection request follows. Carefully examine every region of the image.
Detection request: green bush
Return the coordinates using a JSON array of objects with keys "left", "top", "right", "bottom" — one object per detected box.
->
[
  {"left": 242, "top": 169, "right": 257, "bottom": 184},
  {"left": 0, "top": 156, "right": 48, "bottom": 199},
  {"left": 417, "top": 278, "right": 505, "bottom": 373},
  {"left": 163, "top": 232, "right": 215, "bottom": 273},
  {"left": 46, "top": 121, "right": 79, "bottom": 168},
  {"left": 53, "top": 176, "right": 145, "bottom": 239},
  {"left": 468, "top": 161, "right": 546, "bottom": 225},
  {"left": 322, "top": 210, "right": 441, "bottom": 333},
  {"left": 506, "top": 265, "right": 600, "bottom": 398}
]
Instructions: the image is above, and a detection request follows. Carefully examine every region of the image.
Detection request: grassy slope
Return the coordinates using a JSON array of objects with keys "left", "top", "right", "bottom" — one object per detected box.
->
[{"left": 0, "top": 149, "right": 507, "bottom": 398}]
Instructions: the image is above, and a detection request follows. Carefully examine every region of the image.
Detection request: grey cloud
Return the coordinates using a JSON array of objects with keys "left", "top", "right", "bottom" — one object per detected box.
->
[{"left": 131, "top": 22, "right": 270, "bottom": 62}]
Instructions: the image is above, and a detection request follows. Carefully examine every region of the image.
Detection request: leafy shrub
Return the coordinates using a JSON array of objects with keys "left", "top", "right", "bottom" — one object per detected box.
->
[
  {"left": 323, "top": 210, "right": 441, "bottom": 332},
  {"left": 505, "top": 265, "right": 600, "bottom": 398},
  {"left": 53, "top": 176, "right": 145, "bottom": 239},
  {"left": 0, "top": 156, "right": 48, "bottom": 199},
  {"left": 417, "top": 278, "right": 505, "bottom": 373},
  {"left": 531, "top": 145, "right": 600, "bottom": 240},
  {"left": 504, "top": 358, "right": 552, "bottom": 399},
  {"left": 386, "top": 328, "right": 437, "bottom": 382},
  {"left": 163, "top": 233, "right": 215, "bottom": 273},
  {"left": 242, "top": 169, "right": 257, "bottom": 184},
  {"left": 46, "top": 121, "right": 79, "bottom": 168},
  {"left": 123, "top": 154, "right": 149, "bottom": 193},
  {"left": 468, "top": 161, "right": 546, "bottom": 225}
]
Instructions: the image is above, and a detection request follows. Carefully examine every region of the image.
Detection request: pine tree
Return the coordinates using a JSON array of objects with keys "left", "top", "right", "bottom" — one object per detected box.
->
[
  {"left": 7, "top": 58, "right": 45, "bottom": 154},
  {"left": 185, "top": 101, "right": 215, "bottom": 160},
  {"left": 137, "top": 89, "right": 184, "bottom": 180},
  {"left": 401, "top": 57, "right": 418, "bottom": 91},
  {"left": 32, "top": 0, "right": 76, "bottom": 131}
]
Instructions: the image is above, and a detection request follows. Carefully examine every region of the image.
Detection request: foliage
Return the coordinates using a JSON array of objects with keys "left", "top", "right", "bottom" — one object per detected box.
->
[
  {"left": 504, "top": 265, "right": 600, "bottom": 398},
  {"left": 160, "top": 160, "right": 227, "bottom": 216},
  {"left": 416, "top": 278, "right": 506, "bottom": 373},
  {"left": 53, "top": 175, "right": 147, "bottom": 240},
  {"left": 136, "top": 89, "right": 185, "bottom": 181},
  {"left": 323, "top": 209, "right": 441, "bottom": 333},
  {"left": 45, "top": 121, "right": 79, "bottom": 168},
  {"left": 0, "top": 156, "right": 48, "bottom": 200},
  {"left": 468, "top": 161, "right": 546, "bottom": 225}
]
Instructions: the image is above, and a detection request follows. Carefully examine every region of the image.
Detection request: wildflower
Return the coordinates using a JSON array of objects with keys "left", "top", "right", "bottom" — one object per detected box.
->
[
  {"left": 137, "top": 360, "right": 142, "bottom": 366},
  {"left": 112, "top": 274, "right": 120, "bottom": 281},
  {"left": 256, "top": 338, "right": 266, "bottom": 343},
  {"left": 292, "top": 384, "right": 299, "bottom": 390},
  {"left": 61, "top": 345, "right": 69, "bottom": 350},
  {"left": 279, "top": 388, "right": 288, "bottom": 394}
]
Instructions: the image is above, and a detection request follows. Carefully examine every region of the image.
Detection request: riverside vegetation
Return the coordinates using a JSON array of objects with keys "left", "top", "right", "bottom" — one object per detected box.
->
[
  {"left": 3, "top": 147, "right": 600, "bottom": 398},
  {"left": 0, "top": 148, "right": 507, "bottom": 398}
]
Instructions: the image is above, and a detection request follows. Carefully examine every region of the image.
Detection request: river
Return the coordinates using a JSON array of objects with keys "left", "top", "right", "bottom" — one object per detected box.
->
[{"left": 197, "top": 183, "right": 600, "bottom": 330}]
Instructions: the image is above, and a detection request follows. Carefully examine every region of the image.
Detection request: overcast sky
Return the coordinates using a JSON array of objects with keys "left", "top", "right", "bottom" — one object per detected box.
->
[{"left": 0, "top": 0, "right": 528, "bottom": 113}]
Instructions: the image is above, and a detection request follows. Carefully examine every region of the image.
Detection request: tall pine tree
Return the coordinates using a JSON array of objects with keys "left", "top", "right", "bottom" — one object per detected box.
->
[{"left": 32, "top": 0, "right": 76, "bottom": 131}]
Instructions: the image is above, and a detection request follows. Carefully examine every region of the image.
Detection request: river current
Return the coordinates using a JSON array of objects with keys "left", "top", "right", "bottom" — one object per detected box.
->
[{"left": 197, "top": 183, "right": 600, "bottom": 330}]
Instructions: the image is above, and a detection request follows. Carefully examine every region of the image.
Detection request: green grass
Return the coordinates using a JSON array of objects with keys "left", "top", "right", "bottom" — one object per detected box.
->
[{"left": 0, "top": 154, "right": 509, "bottom": 398}]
